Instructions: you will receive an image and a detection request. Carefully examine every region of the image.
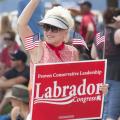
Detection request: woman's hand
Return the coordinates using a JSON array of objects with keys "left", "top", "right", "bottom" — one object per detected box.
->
[{"left": 99, "top": 84, "right": 109, "bottom": 95}]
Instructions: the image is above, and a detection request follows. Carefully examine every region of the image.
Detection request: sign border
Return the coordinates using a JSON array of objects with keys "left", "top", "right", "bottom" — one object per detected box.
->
[{"left": 30, "top": 59, "right": 107, "bottom": 120}]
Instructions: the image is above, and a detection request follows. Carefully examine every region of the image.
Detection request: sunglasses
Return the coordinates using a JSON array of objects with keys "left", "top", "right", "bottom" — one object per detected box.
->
[
  {"left": 4, "top": 37, "right": 12, "bottom": 41},
  {"left": 43, "top": 24, "right": 63, "bottom": 33}
]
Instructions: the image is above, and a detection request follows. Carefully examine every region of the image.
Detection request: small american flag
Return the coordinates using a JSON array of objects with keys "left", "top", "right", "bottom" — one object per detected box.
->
[
  {"left": 24, "top": 33, "right": 40, "bottom": 50},
  {"left": 72, "top": 33, "right": 88, "bottom": 50},
  {"left": 96, "top": 32, "right": 105, "bottom": 46}
]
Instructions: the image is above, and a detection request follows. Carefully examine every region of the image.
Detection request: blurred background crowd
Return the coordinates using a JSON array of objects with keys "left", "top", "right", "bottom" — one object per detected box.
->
[{"left": 0, "top": 0, "right": 120, "bottom": 120}]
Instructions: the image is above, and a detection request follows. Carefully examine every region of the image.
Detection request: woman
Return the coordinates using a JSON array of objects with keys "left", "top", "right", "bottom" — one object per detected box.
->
[
  {"left": 91, "top": 8, "right": 120, "bottom": 120},
  {"left": 17, "top": 0, "right": 79, "bottom": 88},
  {"left": 18, "top": 0, "right": 108, "bottom": 119}
]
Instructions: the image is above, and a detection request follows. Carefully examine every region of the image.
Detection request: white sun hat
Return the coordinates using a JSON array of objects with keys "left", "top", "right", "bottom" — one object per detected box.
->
[{"left": 38, "top": 6, "right": 74, "bottom": 30}]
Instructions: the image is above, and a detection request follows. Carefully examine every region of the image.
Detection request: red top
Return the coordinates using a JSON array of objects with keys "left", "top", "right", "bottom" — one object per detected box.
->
[
  {"left": 29, "top": 41, "right": 79, "bottom": 89},
  {"left": 40, "top": 42, "right": 78, "bottom": 63},
  {"left": 80, "top": 12, "right": 96, "bottom": 41}
]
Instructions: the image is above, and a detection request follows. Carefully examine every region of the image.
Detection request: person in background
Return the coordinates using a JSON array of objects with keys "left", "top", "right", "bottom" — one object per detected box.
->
[
  {"left": 0, "top": 50, "right": 30, "bottom": 114},
  {"left": 17, "top": 0, "right": 45, "bottom": 39},
  {"left": 5, "top": 84, "right": 29, "bottom": 120},
  {"left": 91, "top": 8, "right": 120, "bottom": 120},
  {"left": 0, "top": 15, "right": 11, "bottom": 52},
  {"left": 0, "top": 30, "right": 19, "bottom": 74},
  {"left": 0, "top": 15, "right": 13, "bottom": 70},
  {"left": 0, "top": 85, "right": 29, "bottom": 120},
  {"left": 79, "top": 1, "right": 97, "bottom": 59}
]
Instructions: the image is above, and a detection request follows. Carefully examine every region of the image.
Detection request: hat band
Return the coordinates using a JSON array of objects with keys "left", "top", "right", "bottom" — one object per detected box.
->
[{"left": 48, "top": 16, "right": 69, "bottom": 28}]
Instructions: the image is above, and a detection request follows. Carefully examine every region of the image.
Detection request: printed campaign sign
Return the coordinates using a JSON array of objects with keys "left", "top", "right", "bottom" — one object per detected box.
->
[{"left": 31, "top": 60, "right": 106, "bottom": 120}]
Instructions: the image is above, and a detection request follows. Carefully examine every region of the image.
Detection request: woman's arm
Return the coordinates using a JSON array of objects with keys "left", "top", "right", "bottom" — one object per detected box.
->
[{"left": 17, "top": 0, "right": 43, "bottom": 63}]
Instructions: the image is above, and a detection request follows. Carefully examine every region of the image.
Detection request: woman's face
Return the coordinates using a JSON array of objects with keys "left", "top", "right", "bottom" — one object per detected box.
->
[{"left": 43, "top": 24, "right": 68, "bottom": 46}]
